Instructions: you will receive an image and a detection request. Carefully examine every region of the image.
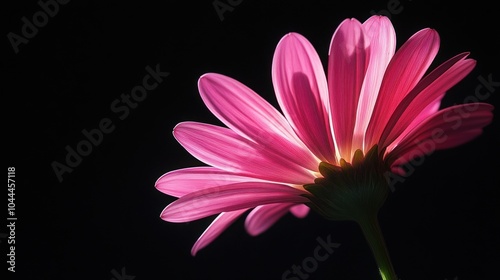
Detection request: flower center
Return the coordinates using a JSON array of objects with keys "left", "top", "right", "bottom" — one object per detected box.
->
[{"left": 303, "top": 145, "right": 391, "bottom": 222}]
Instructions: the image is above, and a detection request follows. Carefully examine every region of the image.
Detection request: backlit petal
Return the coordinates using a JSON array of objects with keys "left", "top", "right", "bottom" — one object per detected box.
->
[
  {"left": 173, "top": 122, "right": 315, "bottom": 184},
  {"left": 289, "top": 204, "right": 310, "bottom": 218},
  {"left": 191, "top": 209, "right": 248, "bottom": 256},
  {"left": 380, "top": 53, "right": 476, "bottom": 148},
  {"left": 272, "top": 33, "right": 335, "bottom": 163},
  {"left": 155, "top": 167, "right": 265, "bottom": 197},
  {"left": 328, "top": 18, "right": 370, "bottom": 160},
  {"left": 245, "top": 203, "right": 295, "bottom": 236},
  {"left": 387, "top": 103, "right": 493, "bottom": 165},
  {"left": 199, "top": 73, "right": 319, "bottom": 170},
  {"left": 161, "top": 182, "right": 310, "bottom": 223},
  {"left": 366, "top": 28, "right": 440, "bottom": 148},
  {"left": 352, "top": 15, "right": 396, "bottom": 152}
]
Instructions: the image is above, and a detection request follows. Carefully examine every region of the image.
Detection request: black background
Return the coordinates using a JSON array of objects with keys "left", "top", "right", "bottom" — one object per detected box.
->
[{"left": 3, "top": 1, "right": 500, "bottom": 280}]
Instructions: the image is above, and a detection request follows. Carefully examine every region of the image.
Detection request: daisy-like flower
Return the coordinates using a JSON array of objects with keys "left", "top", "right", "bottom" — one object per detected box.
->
[{"left": 156, "top": 15, "right": 493, "bottom": 279}]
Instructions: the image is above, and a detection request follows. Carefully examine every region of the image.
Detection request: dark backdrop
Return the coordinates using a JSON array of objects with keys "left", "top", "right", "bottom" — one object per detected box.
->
[{"left": 4, "top": 1, "right": 499, "bottom": 279}]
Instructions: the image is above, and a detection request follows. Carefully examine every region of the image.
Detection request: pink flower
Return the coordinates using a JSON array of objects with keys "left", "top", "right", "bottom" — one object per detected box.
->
[{"left": 156, "top": 15, "right": 493, "bottom": 260}]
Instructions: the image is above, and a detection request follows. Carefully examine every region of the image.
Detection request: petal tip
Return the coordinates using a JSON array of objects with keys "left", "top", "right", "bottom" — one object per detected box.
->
[
  {"left": 278, "top": 32, "right": 307, "bottom": 47},
  {"left": 190, "top": 246, "right": 199, "bottom": 256}
]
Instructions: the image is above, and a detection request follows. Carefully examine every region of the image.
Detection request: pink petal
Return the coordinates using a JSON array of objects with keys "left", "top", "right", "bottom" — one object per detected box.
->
[
  {"left": 387, "top": 103, "right": 494, "bottom": 165},
  {"left": 365, "top": 28, "right": 440, "bottom": 148},
  {"left": 407, "top": 99, "right": 442, "bottom": 131},
  {"left": 391, "top": 130, "right": 483, "bottom": 168},
  {"left": 379, "top": 53, "right": 476, "bottom": 148},
  {"left": 390, "top": 165, "right": 406, "bottom": 176},
  {"left": 328, "top": 18, "right": 370, "bottom": 160},
  {"left": 385, "top": 100, "right": 443, "bottom": 155},
  {"left": 191, "top": 209, "right": 248, "bottom": 256},
  {"left": 173, "top": 122, "right": 315, "bottom": 184},
  {"left": 245, "top": 203, "right": 295, "bottom": 236},
  {"left": 352, "top": 15, "right": 396, "bottom": 152},
  {"left": 198, "top": 73, "right": 319, "bottom": 170},
  {"left": 160, "top": 182, "right": 310, "bottom": 223},
  {"left": 155, "top": 167, "right": 265, "bottom": 198},
  {"left": 289, "top": 204, "right": 310, "bottom": 218},
  {"left": 272, "top": 32, "right": 335, "bottom": 163}
]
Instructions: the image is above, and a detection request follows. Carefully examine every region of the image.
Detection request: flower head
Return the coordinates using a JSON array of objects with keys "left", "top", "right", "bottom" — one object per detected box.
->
[{"left": 156, "top": 15, "right": 493, "bottom": 258}]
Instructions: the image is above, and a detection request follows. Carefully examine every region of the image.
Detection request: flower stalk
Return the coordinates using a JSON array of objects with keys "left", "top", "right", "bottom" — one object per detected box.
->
[{"left": 356, "top": 215, "right": 397, "bottom": 280}]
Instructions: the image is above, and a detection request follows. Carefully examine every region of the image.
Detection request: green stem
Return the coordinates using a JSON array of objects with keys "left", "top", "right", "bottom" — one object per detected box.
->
[{"left": 356, "top": 215, "right": 397, "bottom": 280}]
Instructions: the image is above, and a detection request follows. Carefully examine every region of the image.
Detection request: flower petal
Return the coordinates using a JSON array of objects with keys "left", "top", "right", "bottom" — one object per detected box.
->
[
  {"left": 198, "top": 73, "right": 319, "bottom": 170},
  {"left": 352, "top": 15, "right": 396, "bottom": 152},
  {"left": 379, "top": 52, "right": 476, "bottom": 148},
  {"left": 245, "top": 203, "right": 295, "bottom": 236},
  {"left": 391, "top": 130, "right": 483, "bottom": 168},
  {"left": 191, "top": 209, "right": 248, "bottom": 256},
  {"left": 173, "top": 122, "right": 315, "bottom": 184},
  {"left": 387, "top": 103, "right": 494, "bottom": 165},
  {"left": 290, "top": 204, "right": 310, "bottom": 218},
  {"left": 366, "top": 28, "right": 440, "bottom": 148},
  {"left": 160, "top": 182, "right": 310, "bottom": 223},
  {"left": 328, "top": 18, "right": 370, "bottom": 160},
  {"left": 272, "top": 33, "right": 335, "bottom": 163},
  {"left": 155, "top": 167, "right": 265, "bottom": 198}
]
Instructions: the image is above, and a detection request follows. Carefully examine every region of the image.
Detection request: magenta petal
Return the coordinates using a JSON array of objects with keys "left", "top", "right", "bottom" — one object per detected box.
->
[
  {"left": 160, "top": 182, "right": 310, "bottom": 223},
  {"left": 392, "top": 130, "right": 483, "bottom": 168},
  {"left": 390, "top": 166, "right": 406, "bottom": 177},
  {"left": 289, "top": 204, "right": 310, "bottom": 218},
  {"left": 388, "top": 103, "right": 494, "bottom": 164},
  {"left": 245, "top": 203, "right": 295, "bottom": 236},
  {"left": 191, "top": 209, "right": 248, "bottom": 256},
  {"left": 366, "top": 28, "right": 440, "bottom": 148},
  {"left": 198, "top": 73, "right": 319, "bottom": 170},
  {"left": 155, "top": 167, "right": 264, "bottom": 198},
  {"left": 352, "top": 15, "right": 396, "bottom": 152},
  {"left": 173, "top": 122, "right": 315, "bottom": 184},
  {"left": 379, "top": 53, "right": 476, "bottom": 148},
  {"left": 272, "top": 33, "right": 335, "bottom": 163},
  {"left": 328, "top": 18, "right": 370, "bottom": 160},
  {"left": 406, "top": 99, "right": 442, "bottom": 132}
]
